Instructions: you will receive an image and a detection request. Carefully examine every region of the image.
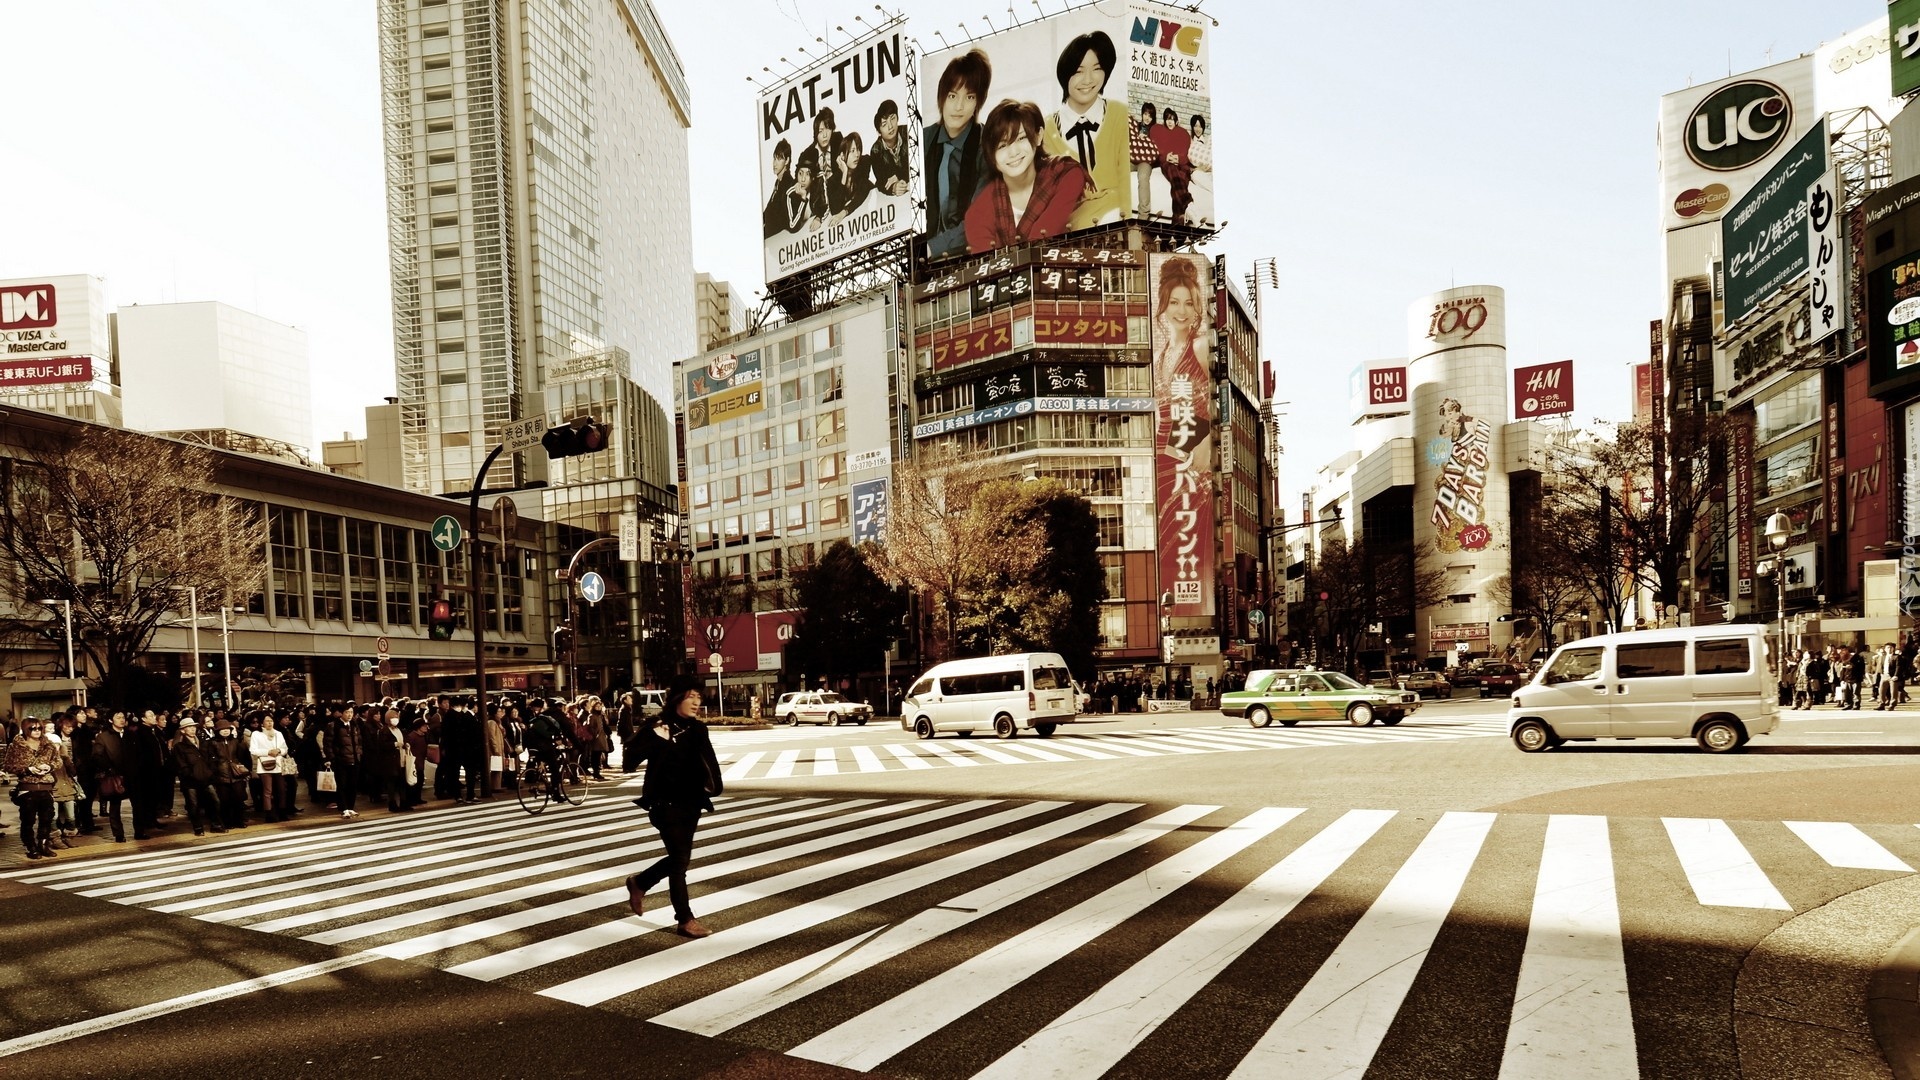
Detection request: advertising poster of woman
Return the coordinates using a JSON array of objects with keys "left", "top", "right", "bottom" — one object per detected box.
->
[{"left": 1150, "top": 251, "right": 1215, "bottom": 616}]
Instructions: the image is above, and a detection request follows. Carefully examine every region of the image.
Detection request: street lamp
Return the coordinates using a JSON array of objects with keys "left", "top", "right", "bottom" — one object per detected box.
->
[
  {"left": 1760, "top": 512, "right": 1792, "bottom": 671},
  {"left": 38, "top": 599, "right": 74, "bottom": 682},
  {"left": 170, "top": 585, "right": 203, "bottom": 708}
]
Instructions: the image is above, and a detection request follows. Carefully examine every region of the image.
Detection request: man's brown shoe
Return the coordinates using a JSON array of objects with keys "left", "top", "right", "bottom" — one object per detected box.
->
[
  {"left": 625, "top": 877, "right": 646, "bottom": 918},
  {"left": 676, "top": 918, "right": 712, "bottom": 938}
]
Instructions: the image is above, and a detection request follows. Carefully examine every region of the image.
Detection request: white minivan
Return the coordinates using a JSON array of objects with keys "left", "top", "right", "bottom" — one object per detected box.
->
[
  {"left": 900, "top": 652, "right": 1079, "bottom": 739},
  {"left": 1508, "top": 624, "right": 1778, "bottom": 753}
]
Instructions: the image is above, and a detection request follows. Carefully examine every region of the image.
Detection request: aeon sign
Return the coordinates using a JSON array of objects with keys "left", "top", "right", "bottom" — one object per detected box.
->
[{"left": 1683, "top": 80, "right": 1792, "bottom": 172}]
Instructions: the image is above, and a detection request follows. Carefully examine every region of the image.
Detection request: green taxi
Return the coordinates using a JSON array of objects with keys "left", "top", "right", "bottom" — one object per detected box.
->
[{"left": 1220, "top": 668, "right": 1422, "bottom": 727}]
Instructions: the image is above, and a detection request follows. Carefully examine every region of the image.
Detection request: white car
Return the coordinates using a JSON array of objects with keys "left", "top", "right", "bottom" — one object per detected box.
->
[{"left": 779, "top": 691, "right": 872, "bottom": 726}]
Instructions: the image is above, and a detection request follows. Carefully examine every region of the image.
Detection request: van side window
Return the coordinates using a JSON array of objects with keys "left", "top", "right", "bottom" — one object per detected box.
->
[
  {"left": 944, "top": 671, "right": 1021, "bottom": 695},
  {"left": 1617, "top": 642, "right": 1686, "bottom": 679},
  {"left": 908, "top": 678, "right": 933, "bottom": 697},
  {"left": 1033, "top": 666, "right": 1070, "bottom": 690},
  {"left": 1543, "top": 647, "right": 1604, "bottom": 685},
  {"left": 1695, "top": 639, "right": 1751, "bottom": 675}
]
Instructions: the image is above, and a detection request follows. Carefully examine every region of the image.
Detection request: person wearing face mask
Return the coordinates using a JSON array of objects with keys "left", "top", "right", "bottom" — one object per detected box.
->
[
  {"left": 4, "top": 717, "right": 62, "bottom": 859},
  {"left": 91, "top": 712, "right": 136, "bottom": 842},
  {"left": 248, "top": 713, "right": 292, "bottom": 822},
  {"left": 207, "top": 719, "right": 253, "bottom": 830},
  {"left": 622, "top": 674, "right": 725, "bottom": 938},
  {"left": 167, "top": 717, "right": 225, "bottom": 837}
]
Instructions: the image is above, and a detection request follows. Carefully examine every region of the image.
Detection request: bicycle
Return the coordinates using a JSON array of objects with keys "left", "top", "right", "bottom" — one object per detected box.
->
[{"left": 516, "top": 745, "right": 587, "bottom": 815}]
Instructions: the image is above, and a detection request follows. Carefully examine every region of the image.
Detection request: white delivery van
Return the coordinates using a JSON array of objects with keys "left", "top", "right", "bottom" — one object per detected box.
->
[
  {"left": 900, "top": 652, "right": 1079, "bottom": 740},
  {"left": 1508, "top": 624, "right": 1777, "bottom": 753}
]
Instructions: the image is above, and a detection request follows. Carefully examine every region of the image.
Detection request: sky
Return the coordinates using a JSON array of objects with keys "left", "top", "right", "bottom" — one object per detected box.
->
[{"left": 0, "top": 0, "right": 1891, "bottom": 510}]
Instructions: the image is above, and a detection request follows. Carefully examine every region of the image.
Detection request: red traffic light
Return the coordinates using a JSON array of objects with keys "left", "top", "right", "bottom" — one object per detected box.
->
[
  {"left": 541, "top": 418, "right": 612, "bottom": 460},
  {"left": 1319, "top": 591, "right": 1329, "bottom": 600},
  {"left": 430, "top": 600, "right": 453, "bottom": 621}
]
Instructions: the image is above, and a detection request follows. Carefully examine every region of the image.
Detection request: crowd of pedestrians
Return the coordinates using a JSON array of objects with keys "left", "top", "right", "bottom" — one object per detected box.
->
[
  {"left": 1787, "top": 638, "right": 1918, "bottom": 710},
  {"left": 0, "top": 691, "right": 653, "bottom": 863}
]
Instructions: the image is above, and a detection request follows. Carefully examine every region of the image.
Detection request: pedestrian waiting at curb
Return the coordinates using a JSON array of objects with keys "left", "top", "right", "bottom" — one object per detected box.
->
[{"left": 4, "top": 717, "right": 62, "bottom": 860}]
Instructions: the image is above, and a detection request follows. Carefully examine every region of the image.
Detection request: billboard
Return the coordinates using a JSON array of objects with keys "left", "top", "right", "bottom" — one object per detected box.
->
[
  {"left": 1806, "top": 167, "right": 1843, "bottom": 346},
  {"left": 684, "top": 349, "right": 765, "bottom": 431},
  {"left": 1512, "top": 360, "right": 1574, "bottom": 419},
  {"left": 0, "top": 276, "right": 111, "bottom": 384},
  {"left": 1349, "top": 362, "right": 1408, "bottom": 419},
  {"left": 851, "top": 477, "right": 889, "bottom": 545},
  {"left": 1658, "top": 59, "right": 1816, "bottom": 233},
  {"left": 1150, "top": 252, "right": 1215, "bottom": 617},
  {"left": 920, "top": 2, "right": 1213, "bottom": 260},
  {"left": 1898, "top": 0, "right": 1920, "bottom": 98},
  {"left": 757, "top": 29, "right": 915, "bottom": 282},
  {"left": 1723, "top": 119, "right": 1829, "bottom": 325}
]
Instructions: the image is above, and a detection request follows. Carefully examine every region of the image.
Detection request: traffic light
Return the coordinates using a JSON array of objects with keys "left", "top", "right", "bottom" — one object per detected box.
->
[
  {"left": 541, "top": 418, "right": 612, "bottom": 459},
  {"left": 428, "top": 598, "right": 455, "bottom": 641}
]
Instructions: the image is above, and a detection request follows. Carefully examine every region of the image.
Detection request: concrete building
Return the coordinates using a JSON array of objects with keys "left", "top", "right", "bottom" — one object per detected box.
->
[
  {"left": 117, "top": 301, "right": 313, "bottom": 451},
  {"left": 695, "top": 273, "right": 746, "bottom": 353},
  {"left": 378, "top": 0, "right": 694, "bottom": 496},
  {"left": 321, "top": 398, "right": 407, "bottom": 488}
]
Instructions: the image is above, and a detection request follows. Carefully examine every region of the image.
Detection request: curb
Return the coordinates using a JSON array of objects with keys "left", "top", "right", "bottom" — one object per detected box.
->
[{"left": 1871, "top": 926, "right": 1920, "bottom": 1080}]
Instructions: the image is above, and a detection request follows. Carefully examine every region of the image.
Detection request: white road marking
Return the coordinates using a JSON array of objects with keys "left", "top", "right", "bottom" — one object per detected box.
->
[
  {"left": 883, "top": 742, "right": 936, "bottom": 769},
  {"left": 976, "top": 808, "right": 1393, "bottom": 1080},
  {"left": 1500, "top": 815, "right": 1635, "bottom": 1078},
  {"left": 721, "top": 751, "right": 765, "bottom": 780},
  {"left": 1230, "top": 811, "right": 1497, "bottom": 1079},
  {"left": 1662, "top": 818, "right": 1790, "bottom": 910},
  {"left": 850, "top": 743, "right": 885, "bottom": 772},
  {"left": 787, "top": 806, "right": 1298, "bottom": 1073},
  {"left": 1785, "top": 821, "right": 1914, "bottom": 872},
  {"left": 811, "top": 746, "right": 839, "bottom": 775},
  {"left": 766, "top": 749, "right": 801, "bottom": 778}
]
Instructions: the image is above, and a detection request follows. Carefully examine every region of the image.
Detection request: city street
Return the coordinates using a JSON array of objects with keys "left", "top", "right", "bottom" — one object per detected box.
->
[{"left": 7, "top": 698, "right": 1920, "bottom": 1078}]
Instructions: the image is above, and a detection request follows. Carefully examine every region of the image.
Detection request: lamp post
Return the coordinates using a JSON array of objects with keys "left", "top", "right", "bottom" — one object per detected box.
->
[
  {"left": 39, "top": 599, "right": 74, "bottom": 681},
  {"left": 170, "top": 585, "right": 203, "bottom": 708},
  {"left": 1159, "top": 590, "right": 1173, "bottom": 699},
  {"left": 1762, "top": 512, "right": 1792, "bottom": 668},
  {"left": 1258, "top": 508, "right": 1346, "bottom": 666}
]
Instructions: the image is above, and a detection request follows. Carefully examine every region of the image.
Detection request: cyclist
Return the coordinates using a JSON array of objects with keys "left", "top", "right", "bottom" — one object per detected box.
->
[{"left": 522, "top": 701, "right": 572, "bottom": 791}]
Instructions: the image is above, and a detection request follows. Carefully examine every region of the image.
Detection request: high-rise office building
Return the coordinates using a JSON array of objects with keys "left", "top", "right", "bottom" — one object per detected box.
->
[
  {"left": 378, "top": 0, "right": 694, "bottom": 496},
  {"left": 118, "top": 301, "right": 313, "bottom": 452}
]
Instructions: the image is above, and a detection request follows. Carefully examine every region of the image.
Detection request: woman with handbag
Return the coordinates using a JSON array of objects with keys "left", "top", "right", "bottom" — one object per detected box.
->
[
  {"left": 249, "top": 711, "right": 294, "bottom": 822},
  {"left": 3, "top": 717, "right": 62, "bottom": 860},
  {"left": 622, "top": 674, "right": 725, "bottom": 938},
  {"left": 90, "top": 711, "right": 136, "bottom": 842}
]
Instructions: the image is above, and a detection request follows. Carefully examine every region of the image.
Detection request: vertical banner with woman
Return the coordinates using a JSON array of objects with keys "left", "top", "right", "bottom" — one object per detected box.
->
[
  {"left": 919, "top": 1, "right": 1214, "bottom": 261},
  {"left": 1150, "top": 251, "right": 1215, "bottom": 617}
]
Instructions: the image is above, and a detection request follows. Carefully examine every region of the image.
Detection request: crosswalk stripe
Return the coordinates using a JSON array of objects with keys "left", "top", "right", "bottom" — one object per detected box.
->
[
  {"left": 721, "top": 751, "right": 765, "bottom": 780},
  {"left": 1069, "top": 733, "right": 1164, "bottom": 756},
  {"left": 811, "top": 747, "right": 839, "bottom": 775},
  {"left": 1785, "top": 821, "right": 1915, "bottom": 872},
  {"left": 766, "top": 749, "right": 802, "bottom": 778},
  {"left": 546, "top": 801, "right": 1150, "bottom": 1010},
  {"left": 1019, "top": 736, "right": 1118, "bottom": 760},
  {"left": 1499, "top": 815, "right": 1635, "bottom": 1078},
  {"left": 1662, "top": 817, "right": 1790, "bottom": 910},
  {"left": 916, "top": 740, "right": 983, "bottom": 767},
  {"left": 883, "top": 742, "right": 936, "bottom": 769},
  {"left": 652, "top": 802, "right": 1219, "bottom": 1037},
  {"left": 975, "top": 808, "right": 1394, "bottom": 1080},
  {"left": 293, "top": 797, "right": 876, "bottom": 942},
  {"left": 1230, "top": 811, "right": 1497, "bottom": 1078},
  {"left": 786, "top": 806, "right": 1299, "bottom": 1073},
  {"left": 850, "top": 744, "right": 885, "bottom": 772},
  {"left": 945, "top": 740, "right": 1033, "bottom": 765},
  {"left": 445, "top": 799, "right": 1029, "bottom": 979},
  {"left": 983, "top": 740, "right": 1075, "bottom": 763}
]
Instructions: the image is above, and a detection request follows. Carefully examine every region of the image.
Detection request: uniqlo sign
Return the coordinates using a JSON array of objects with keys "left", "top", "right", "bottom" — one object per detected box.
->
[
  {"left": 0, "top": 284, "right": 56, "bottom": 330},
  {"left": 1513, "top": 360, "right": 1575, "bottom": 419}
]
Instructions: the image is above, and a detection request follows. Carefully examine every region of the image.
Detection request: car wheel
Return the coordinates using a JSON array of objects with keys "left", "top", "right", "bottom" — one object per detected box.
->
[
  {"left": 827, "top": 712, "right": 840, "bottom": 727},
  {"left": 1512, "top": 720, "right": 1553, "bottom": 753},
  {"left": 913, "top": 717, "right": 934, "bottom": 740},
  {"left": 1696, "top": 720, "right": 1743, "bottom": 753},
  {"left": 1035, "top": 723, "right": 1056, "bottom": 737},
  {"left": 993, "top": 714, "right": 1018, "bottom": 739},
  {"left": 782, "top": 713, "right": 797, "bottom": 726},
  {"left": 1381, "top": 713, "right": 1402, "bottom": 726},
  {"left": 1248, "top": 706, "right": 1272, "bottom": 728},
  {"left": 1347, "top": 702, "right": 1374, "bottom": 727},
  {"left": 856, "top": 718, "right": 868, "bottom": 726}
]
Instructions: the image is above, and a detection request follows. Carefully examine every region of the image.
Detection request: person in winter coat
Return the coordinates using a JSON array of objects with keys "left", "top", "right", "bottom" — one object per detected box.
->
[
  {"left": 249, "top": 713, "right": 293, "bottom": 822},
  {"left": 91, "top": 712, "right": 136, "bottom": 842},
  {"left": 324, "top": 704, "right": 367, "bottom": 819},
  {"left": 360, "top": 709, "right": 406, "bottom": 812},
  {"left": 404, "top": 717, "right": 430, "bottom": 807},
  {"left": 441, "top": 702, "right": 484, "bottom": 803},
  {"left": 167, "top": 717, "right": 226, "bottom": 836},
  {"left": 206, "top": 719, "right": 251, "bottom": 829},
  {"left": 48, "top": 713, "right": 80, "bottom": 844},
  {"left": 127, "top": 711, "right": 168, "bottom": 836},
  {"left": 483, "top": 705, "right": 507, "bottom": 798},
  {"left": 67, "top": 710, "right": 98, "bottom": 834},
  {"left": 584, "top": 698, "right": 612, "bottom": 780},
  {"left": 4, "top": 717, "right": 62, "bottom": 859},
  {"left": 622, "top": 674, "right": 725, "bottom": 939}
]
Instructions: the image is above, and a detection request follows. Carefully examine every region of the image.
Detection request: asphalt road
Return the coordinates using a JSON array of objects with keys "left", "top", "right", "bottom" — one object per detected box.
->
[{"left": 4, "top": 695, "right": 1919, "bottom": 1078}]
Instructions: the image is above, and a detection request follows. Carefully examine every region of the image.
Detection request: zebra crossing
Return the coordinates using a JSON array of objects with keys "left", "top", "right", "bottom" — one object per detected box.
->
[
  {"left": 712, "top": 718, "right": 1513, "bottom": 781},
  {"left": 7, "top": 791, "right": 1916, "bottom": 1077}
]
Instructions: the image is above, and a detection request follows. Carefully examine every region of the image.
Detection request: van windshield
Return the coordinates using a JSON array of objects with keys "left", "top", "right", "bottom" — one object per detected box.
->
[{"left": 1032, "top": 666, "right": 1070, "bottom": 690}]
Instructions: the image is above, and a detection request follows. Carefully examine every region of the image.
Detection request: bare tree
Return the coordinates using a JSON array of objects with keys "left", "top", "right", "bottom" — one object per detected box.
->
[
  {"left": 0, "top": 427, "right": 267, "bottom": 701},
  {"left": 864, "top": 452, "right": 1044, "bottom": 661},
  {"left": 1304, "top": 536, "right": 1449, "bottom": 675}
]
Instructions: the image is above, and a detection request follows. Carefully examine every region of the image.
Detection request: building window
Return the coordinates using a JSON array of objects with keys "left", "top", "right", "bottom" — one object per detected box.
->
[
  {"left": 429, "top": 213, "right": 458, "bottom": 227},
  {"left": 308, "top": 514, "right": 345, "bottom": 623},
  {"left": 754, "top": 549, "right": 781, "bottom": 578},
  {"left": 425, "top": 117, "right": 453, "bottom": 132},
  {"left": 1093, "top": 504, "right": 1124, "bottom": 547},
  {"left": 422, "top": 22, "right": 450, "bottom": 37},
  {"left": 723, "top": 515, "right": 744, "bottom": 541},
  {"left": 437, "top": 340, "right": 465, "bottom": 353},
  {"left": 347, "top": 519, "right": 379, "bottom": 624},
  {"left": 780, "top": 377, "right": 805, "bottom": 405},
  {"left": 383, "top": 526, "right": 416, "bottom": 626},
  {"left": 818, "top": 453, "right": 843, "bottom": 485},
  {"left": 821, "top": 495, "right": 847, "bottom": 525},
  {"left": 782, "top": 418, "right": 811, "bottom": 447},
  {"left": 423, "top": 55, "right": 451, "bottom": 70},
  {"left": 692, "top": 482, "right": 710, "bottom": 509},
  {"left": 727, "top": 554, "right": 750, "bottom": 579},
  {"left": 753, "top": 468, "right": 774, "bottom": 497},
  {"left": 787, "top": 542, "right": 815, "bottom": 569},
  {"left": 753, "top": 508, "right": 777, "bottom": 536},
  {"left": 435, "top": 308, "right": 462, "bottom": 321},
  {"left": 1100, "top": 553, "right": 1125, "bottom": 599},
  {"left": 721, "top": 475, "right": 741, "bottom": 503},
  {"left": 428, "top": 180, "right": 457, "bottom": 195},
  {"left": 815, "top": 367, "right": 843, "bottom": 403},
  {"left": 431, "top": 243, "right": 460, "bottom": 258},
  {"left": 442, "top": 431, "right": 471, "bottom": 447},
  {"left": 785, "top": 460, "right": 808, "bottom": 489},
  {"left": 434, "top": 277, "right": 462, "bottom": 291},
  {"left": 424, "top": 87, "right": 453, "bottom": 102},
  {"left": 270, "top": 507, "right": 304, "bottom": 621},
  {"left": 786, "top": 502, "right": 811, "bottom": 534}
]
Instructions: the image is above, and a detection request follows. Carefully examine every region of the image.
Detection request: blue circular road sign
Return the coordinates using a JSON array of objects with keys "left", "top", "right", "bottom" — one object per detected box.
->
[{"left": 578, "top": 571, "right": 606, "bottom": 604}]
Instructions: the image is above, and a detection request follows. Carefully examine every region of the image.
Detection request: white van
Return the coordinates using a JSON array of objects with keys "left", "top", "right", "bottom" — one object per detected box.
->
[
  {"left": 1508, "top": 624, "right": 1778, "bottom": 753},
  {"left": 900, "top": 653, "right": 1079, "bottom": 739}
]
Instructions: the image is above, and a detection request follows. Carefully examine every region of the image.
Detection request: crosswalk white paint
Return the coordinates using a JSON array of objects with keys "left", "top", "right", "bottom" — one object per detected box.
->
[
  {"left": 8, "top": 794, "right": 1916, "bottom": 1080},
  {"left": 709, "top": 720, "right": 1511, "bottom": 781}
]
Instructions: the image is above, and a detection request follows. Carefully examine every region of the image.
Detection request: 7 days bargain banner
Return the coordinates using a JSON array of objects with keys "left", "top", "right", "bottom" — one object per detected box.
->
[{"left": 1150, "top": 252, "right": 1214, "bottom": 616}]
